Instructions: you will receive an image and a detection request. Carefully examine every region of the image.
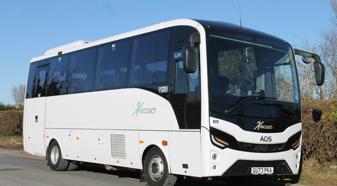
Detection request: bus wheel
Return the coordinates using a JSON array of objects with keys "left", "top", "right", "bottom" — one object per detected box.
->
[
  {"left": 144, "top": 147, "right": 177, "bottom": 186},
  {"left": 47, "top": 141, "right": 69, "bottom": 171}
]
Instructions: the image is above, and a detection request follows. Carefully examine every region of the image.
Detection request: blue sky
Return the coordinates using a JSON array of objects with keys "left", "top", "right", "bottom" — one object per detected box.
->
[{"left": 0, "top": 0, "right": 334, "bottom": 104}]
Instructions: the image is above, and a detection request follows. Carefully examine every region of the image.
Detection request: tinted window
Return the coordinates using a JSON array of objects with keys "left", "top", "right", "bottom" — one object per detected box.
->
[
  {"left": 171, "top": 26, "right": 201, "bottom": 129},
  {"left": 175, "top": 61, "right": 185, "bottom": 94},
  {"left": 95, "top": 40, "right": 131, "bottom": 90},
  {"left": 34, "top": 65, "right": 49, "bottom": 97},
  {"left": 26, "top": 63, "right": 37, "bottom": 98},
  {"left": 129, "top": 30, "right": 170, "bottom": 87},
  {"left": 68, "top": 48, "right": 97, "bottom": 93},
  {"left": 47, "top": 56, "right": 69, "bottom": 96}
]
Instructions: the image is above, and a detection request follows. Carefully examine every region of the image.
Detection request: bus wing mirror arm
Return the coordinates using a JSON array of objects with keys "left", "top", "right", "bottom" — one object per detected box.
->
[
  {"left": 294, "top": 49, "right": 321, "bottom": 63},
  {"left": 294, "top": 48, "right": 325, "bottom": 86}
]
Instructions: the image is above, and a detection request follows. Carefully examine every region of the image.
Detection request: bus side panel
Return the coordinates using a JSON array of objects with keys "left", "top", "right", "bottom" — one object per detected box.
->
[
  {"left": 23, "top": 99, "right": 34, "bottom": 155},
  {"left": 45, "top": 128, "right": 142, "bottom": 169},
  {"left": 23, "top": 98, "right": 46, "bottom": 156},
  {"left": 168, "top": 131, "right": 201, "bottom": 177},
  {"left": 43, "top": 88, "right": 180, "bottom": 169},
  {"left": 44, "top": 89, "right": 179, "bottom": 131}
]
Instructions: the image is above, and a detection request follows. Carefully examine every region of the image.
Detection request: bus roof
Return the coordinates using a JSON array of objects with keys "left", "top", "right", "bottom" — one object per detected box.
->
[
  {"left": 30, "top": 18, "right": 291, "bottom": 63},
  {"left": 196, "top": 19, "right": 291, "bottom": 50},
  {"left": 30, "top": 19, "right": 202, "bottom": 63}
]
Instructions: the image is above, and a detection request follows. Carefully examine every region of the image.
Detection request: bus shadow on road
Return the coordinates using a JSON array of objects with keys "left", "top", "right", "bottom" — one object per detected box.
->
[
  {"left": 0, "top": 168, "right": 24, "bottom": 172},
  {"left": 74, "top": 163, "right": 141, "bottom": 179},
  {"left": 175, "top": 178, "right": 287, "bottom": 186},
  {"left": 74, "top": 163, "right": 287, "bottom": 186}
]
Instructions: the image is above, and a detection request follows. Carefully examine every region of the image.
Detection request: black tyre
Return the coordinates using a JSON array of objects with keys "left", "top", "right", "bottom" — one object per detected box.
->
[
  {"left": 144, "top": 147, "right": 177, "bottom": 186},
  {"left": 47, "top": 141, "right": 69, "bottom": 171}
]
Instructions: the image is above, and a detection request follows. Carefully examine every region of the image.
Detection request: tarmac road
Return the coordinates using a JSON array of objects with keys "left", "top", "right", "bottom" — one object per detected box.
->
[{"left": 0, "top": 149, "right": 302, "bottom": 186}]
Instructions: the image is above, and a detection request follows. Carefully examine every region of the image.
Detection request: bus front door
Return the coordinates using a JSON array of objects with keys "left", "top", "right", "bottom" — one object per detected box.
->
[{"left": 31, "top": 65, "right": 49, "bottom": 155}]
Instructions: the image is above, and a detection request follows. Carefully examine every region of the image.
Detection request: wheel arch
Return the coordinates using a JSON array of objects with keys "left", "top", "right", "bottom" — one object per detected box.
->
[
  {"left": 141, "top": 144, "right": 172, "bottom": 174},
  {"left": 46, "top": 138, "right": 65, "bottom": 159}
]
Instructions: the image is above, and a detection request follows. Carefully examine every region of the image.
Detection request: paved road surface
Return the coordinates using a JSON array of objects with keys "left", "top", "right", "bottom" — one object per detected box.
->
[{"left": 0, "top": 149, "right": 302, "bottom": 186}]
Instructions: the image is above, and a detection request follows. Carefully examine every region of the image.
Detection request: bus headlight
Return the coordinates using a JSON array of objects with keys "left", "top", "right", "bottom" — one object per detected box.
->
[
  {"left": 286, "top": 131, "right": 301, "bottom": 150},
  {"left": 211, "top": 135, "right": 229, "bottom": 148},
  {"left": 210, "top": 127, "right": 239, "bottom": 149}
]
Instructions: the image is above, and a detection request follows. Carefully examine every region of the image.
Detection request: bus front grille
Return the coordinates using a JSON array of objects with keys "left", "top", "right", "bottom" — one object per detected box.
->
[{"left": 238, "top": 142, "right": 286, "bottom": 153}]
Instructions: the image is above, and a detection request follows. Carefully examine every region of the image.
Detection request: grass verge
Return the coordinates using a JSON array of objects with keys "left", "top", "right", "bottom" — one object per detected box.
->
[
  {"left": 300, "top": 159, "right": 337, "bottom": 186},
  {"left": 0, "top": 135, "right": 23, "bottom": 149}
]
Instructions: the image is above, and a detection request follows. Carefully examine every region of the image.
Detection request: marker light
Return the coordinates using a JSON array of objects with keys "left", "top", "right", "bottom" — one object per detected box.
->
[
  {"left": 162, "top": 140, "right": 168, "bottom": 146},
  {"left": 211, "top": 152, "right": 218, "bottom": 161}
]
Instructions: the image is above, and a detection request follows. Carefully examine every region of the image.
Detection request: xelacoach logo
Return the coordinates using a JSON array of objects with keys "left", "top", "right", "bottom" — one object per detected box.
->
[
  {"left": 254, "top": 121, "right": 274, "bottom": 131},
  {"left": 132, "top": 102, "right": 157, "bottom": 116}
]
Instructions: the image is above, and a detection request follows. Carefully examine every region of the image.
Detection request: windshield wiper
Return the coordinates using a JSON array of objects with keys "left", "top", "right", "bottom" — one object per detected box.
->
[{"left": 224, "top": 95, "right": 265, "bottom": 115}]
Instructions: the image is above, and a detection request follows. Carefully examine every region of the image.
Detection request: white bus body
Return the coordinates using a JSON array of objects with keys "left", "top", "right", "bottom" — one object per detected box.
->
[{"left": 24, "top": 19, "right": 323, "bottom": 185}]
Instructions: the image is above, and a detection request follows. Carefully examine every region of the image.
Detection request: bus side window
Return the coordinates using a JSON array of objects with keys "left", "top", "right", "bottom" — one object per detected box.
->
[
  {"left": 26, "top": 63, "right": 37, "bottom": 98},
  {"left": 185, "top": 61, "right": 201, "bottom": 129},
  {"left": 68, "top": 48, "right": 97, "bottom": 94},
  {"left": 171, "top": 26, "right": 201, "bottom": 129},
  {"left": 95, "top": 40, "right": 131, "bottom": 90},
  {"left": 173, "top": 59, "right": 201, "bottom": 129},
  {"left": 175, "top": 61, "right": 186, "bottom": 93},
  {"left": 34, "top": 65, "right": 49, "bottom": 97},
  {"left": 47, "top": 56, "right": 69, "bottom": 96},
  {"left": 129, "top": 30, "right": 170, "bottom": 89},
  {"left": 151, "top": 31, "right": 170, "bottom": 84}
]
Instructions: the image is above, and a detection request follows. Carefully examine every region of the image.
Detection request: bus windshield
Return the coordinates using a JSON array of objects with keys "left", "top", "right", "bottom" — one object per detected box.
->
[{"left": 207, "top": 34, "right": 300, "bottom": 116}]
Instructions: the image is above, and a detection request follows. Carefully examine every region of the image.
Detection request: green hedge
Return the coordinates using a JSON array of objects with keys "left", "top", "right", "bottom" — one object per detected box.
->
[
  {"left": 301, "top": 99, "right": 337, "bottom": 162},
  {"left": 0, "top": 110, "right": 23, "bottom": 136}
]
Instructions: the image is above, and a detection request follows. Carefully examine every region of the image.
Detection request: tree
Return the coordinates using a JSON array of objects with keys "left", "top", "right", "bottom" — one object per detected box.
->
[
  {"left": 320, "top": 28, "right": 337, "bottom": 99},
  {"left": 11, "top": 85, "right": 26, "bottom": 108},
  {"left": 297, "top": 0, "right": 337, "bottom": 100},
  {"left": 320, "top": 0, "right": 337, "bottom": 99},
  {"left": 0, "top": 102, "right": 15, "bottom": 111},
  {"left": 332, "top": 0, "right": 337, "bottom": 24}
]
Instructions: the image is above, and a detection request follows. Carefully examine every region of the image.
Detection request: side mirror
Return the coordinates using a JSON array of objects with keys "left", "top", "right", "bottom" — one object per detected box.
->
[
  {"left": 314, "top": 62, "right": 325, "bottom": 86},
  {"left": 184, "top": 46, "right": 198, "bottom": 73},
  {"left": 312, "top": 109, "right": 322, "bottom": 122},
  {"left": 294, "top": 49, "right": 325, "bottom": 86},
  {"left": 184, "top": 32, "right": 200, "bottom": 73}
]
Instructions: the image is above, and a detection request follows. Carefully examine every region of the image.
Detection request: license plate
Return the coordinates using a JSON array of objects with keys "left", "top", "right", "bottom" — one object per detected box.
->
[{"left": 251, "top": 167, "right": 274, "bottom": 175}]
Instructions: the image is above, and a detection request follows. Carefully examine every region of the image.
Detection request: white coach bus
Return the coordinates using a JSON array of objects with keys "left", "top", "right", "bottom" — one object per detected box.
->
[{"left": 23, "top": 19, "right": 325, "bottom": 185}]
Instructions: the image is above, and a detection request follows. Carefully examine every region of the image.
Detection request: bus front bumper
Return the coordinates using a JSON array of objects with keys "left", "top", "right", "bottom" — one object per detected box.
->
[{"left": 205, "top": 147, "right": 301, "bottom": 177}]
